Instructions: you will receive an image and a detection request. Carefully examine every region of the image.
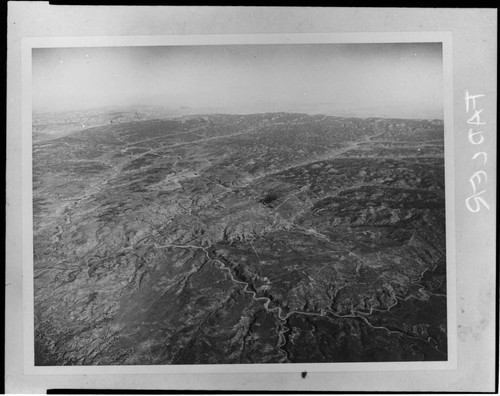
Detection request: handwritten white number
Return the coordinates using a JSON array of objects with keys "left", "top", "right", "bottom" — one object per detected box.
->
[
  {"left": 467, "top": 109, "right": 486, "bottom": 126},
  {"left": 468, "top": 128, "right": 484, "bottom": 145},
  {"left": 466, "top": 191, "right": 490, "bottom": 213},
  {"left": 465, "top": 91, "right": 488, "bottom": 213},
  {"left": 472, "top": 152, "right": 488, "bottom": 165}
]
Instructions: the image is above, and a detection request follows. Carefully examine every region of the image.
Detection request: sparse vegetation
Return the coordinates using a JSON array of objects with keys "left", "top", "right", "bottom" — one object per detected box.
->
[{"left": 33, "top": 111, "right": 446, "bottom": 365}]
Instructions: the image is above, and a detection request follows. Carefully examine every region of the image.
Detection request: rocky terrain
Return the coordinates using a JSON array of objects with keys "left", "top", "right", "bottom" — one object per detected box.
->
[{"left": 33, "top": 111, "right": 447, "bottom": 365}]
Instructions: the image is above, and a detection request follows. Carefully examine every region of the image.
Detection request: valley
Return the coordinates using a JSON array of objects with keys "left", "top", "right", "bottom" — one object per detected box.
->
[{"left": 33, "top": 111, "right": 447, "bottom": 365}]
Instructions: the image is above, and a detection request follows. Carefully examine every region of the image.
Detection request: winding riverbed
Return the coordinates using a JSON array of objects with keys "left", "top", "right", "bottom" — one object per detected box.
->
[{"left": 154, "top": 242, "right": 446, "bottom": 361}]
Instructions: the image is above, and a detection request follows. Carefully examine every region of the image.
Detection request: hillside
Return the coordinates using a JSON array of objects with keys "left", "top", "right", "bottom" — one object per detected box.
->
[{"left": 33, "top": 112, "right": 447, "bottom": 365}]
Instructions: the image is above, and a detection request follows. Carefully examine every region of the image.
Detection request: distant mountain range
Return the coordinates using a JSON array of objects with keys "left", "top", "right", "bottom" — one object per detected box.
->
[{"left": 33, "top": 105, "right": 443, "bottom": 143}]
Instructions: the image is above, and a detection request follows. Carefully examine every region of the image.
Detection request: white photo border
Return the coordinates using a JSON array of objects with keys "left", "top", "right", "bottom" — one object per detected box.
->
[{"left": 22, "top": 31, "right": 457, "bottom": 376}]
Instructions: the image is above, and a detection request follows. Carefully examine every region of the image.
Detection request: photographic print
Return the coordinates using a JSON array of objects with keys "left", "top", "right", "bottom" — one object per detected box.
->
[{"left": 31, "top": 41, "right": 448, "bottom": 366}]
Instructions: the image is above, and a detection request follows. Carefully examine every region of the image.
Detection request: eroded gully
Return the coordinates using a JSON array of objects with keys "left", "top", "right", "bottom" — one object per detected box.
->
[{"left": 154, "top": 242, "right": 446, "bottom": 362}]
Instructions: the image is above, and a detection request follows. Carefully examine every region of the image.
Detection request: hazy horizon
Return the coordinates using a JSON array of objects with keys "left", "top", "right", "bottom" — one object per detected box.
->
[{"left": 33, "top": 43, "right": 443, "bottom": 119}]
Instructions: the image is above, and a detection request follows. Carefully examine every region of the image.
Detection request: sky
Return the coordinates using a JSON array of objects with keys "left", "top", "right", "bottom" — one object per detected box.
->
[{"left": 32, "top": 43, "right": 443, "bottom": 119}]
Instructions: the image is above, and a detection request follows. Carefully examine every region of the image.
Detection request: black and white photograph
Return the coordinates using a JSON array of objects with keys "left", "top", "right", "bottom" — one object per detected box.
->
[
  {"left": 32, "top": 41, "right": 448, "bottom": 366},
  {"left": 6, "top": 4, "right": 496, "bottom": 393}
]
